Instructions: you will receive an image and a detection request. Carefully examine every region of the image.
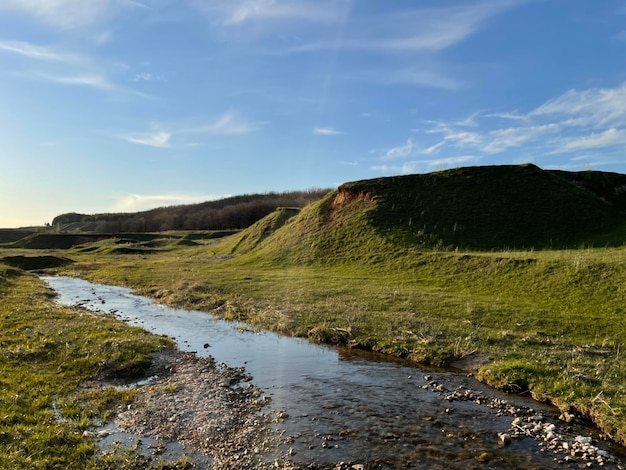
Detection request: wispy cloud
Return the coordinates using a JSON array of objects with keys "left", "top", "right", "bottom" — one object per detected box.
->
[
  {"left": 443, "top": 131, "right": 483, "bottom": 146},
  {"left": 554, "top": 128, "right": 626, "bottom": 153},
  {"left": 113, "top": 192, "right": 221, "bottom": 212},
  {"left": 29, "top": 71, "right": 153, "bottom": 98},
  {"left": 0, "top": 0, "right": 144, "bottom": 30},
  {"left": 122, "top": 131, "right": 171, "bottom": 148},
  {"left": 373, "top": 155, "right": 477, "bottom": 175},
  {"left": 383, "top": 138, "right": 416, "bottom": 160},
  {"left": 0, "top": 40, "right": 76, "bottom": 61},
  {"left": 186, "top": 110, "right": 259, "bottom": 135},
  {"left": 121, "top": 110, "right": 259, "bottom": 148},
  {"left": 133, "top": 72, "right": 165, "bottom": 82},
  {"left": 531, "top": 83, "right": 626, "bottom": 128},
  {"left": 482, "top": 124, "right": 560, "bottom": 154},
  {"left": 314, "top": 127, "right": 343, "bottom": 136},
  {"left": 286, "top": 0, "right": 528, "bottom": 54},
  {"left": 191, "top": 0, "right": 341, "bottom": 27},
  {"left": 1, "top": 39, "right": 152, "bottom": 98},
  {"left": 382, "top": 137, "right": 461, "bottom": 160},
  {"left": 38, "top": 72, "right": 114, "bottom": 90},
  {"left": 378, "top": 81, "right": 626, "bottom": 174}
]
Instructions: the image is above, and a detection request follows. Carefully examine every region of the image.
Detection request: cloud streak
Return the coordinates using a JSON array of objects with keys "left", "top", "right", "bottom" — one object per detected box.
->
[
  {"left": 378, "top": 81, "right": 626, "bottom": 173},
  {"left": 314, "top": 127, "right": 343, "bottom": 136},
  {"left": 555, "top": 128, "right": 626, "bottom": 153},
  {"left": 0, "top": 40, "right": 76, "bottom": 61},
  {"left": 0, "top": 39, "right": 152, "bottom": 98},
  {"left": 285, "top": 0, "right": 528, "bottom": 54},
  {"left": 122, "top": 131, "right": 171, "bottom": 148},
  {"left": 121, "top": 110, "right": 259, "bottom": 148},
  {"left": 189, "top": 110, "right": 259, "bottom": 135},
  {"left": 191, "top": 0, "right": 341, "bottom": 27},
  {"left": 0, "top": 0, "right": 143, "bottom": 30}
]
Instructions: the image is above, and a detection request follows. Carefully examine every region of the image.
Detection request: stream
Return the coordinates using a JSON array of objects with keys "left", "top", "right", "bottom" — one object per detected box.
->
[{"left": 42, "top": 276, "right": 626, "bottom": 469}]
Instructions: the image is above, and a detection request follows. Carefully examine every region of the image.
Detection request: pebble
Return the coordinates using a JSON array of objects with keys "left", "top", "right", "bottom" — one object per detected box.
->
[{"left": 424, "top": 377, "right": 618, "bottom": 468}]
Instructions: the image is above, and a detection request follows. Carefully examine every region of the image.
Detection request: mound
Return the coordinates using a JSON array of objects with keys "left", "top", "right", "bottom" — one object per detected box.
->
[
  {"left": 224, "top": 165, "right": 626, "bottom": 262},
  {"left": 1, "top": 255, "right": 74, "bottom": 271},
  {"left": 339, "top": 164, "right": 626, "bottom": 250},
  {"left": 220, "top": 207, "right": 301, "bottom": 254}
]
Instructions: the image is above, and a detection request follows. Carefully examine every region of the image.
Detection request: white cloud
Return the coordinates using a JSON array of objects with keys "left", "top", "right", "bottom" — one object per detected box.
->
[
  {"left": 187, "top": 110, "right": 258, "bottom": 135},
  {"left": 286, "top": 0, "right": 528, "bottom": 54},
  {"left": 482, "top": 123, "right": 560, "bottom": 154},
  {"left": 422, "top": 142, "right": 445, "bottom": 155},
  {"left": 314, "top": 127, "right": 343, "bottom": 136},
  {"left": 483, "top": 111, "right": 529, "bottom": 121},
  {"left": 0, "top": 0, "right": 114, "bottom": 29},
  {"left": 133, "top": 72, "right": 165, "bottom": 82},
  {"left": 555, "top": 128, "right": 626, "bottom": 153},
  {"left": 0, "top": 40, "right": 75, "bottom": 61},
  {"left": 225, "top": 0, "right": 336, "bottom": 25},
  {"left": 531, "top": 83, "right": 626, "bottom": 128},
  {"left": 190, "top": 0, "right": 340, "bottom": 27},
  {"left": 424, "top": 155, "right": 477, "bottom": 167},
  {"left": 1, "top": 40, "right": 152, "bottom": 99},
  {"left": 0, "top": 0, "right": 150, "bottom": 29},
  {"left": 368, "top": 2, "right": 518, "bottom": 52},
  {"left": 445, "top": 131, "right": 483, "bottom": 146},
  {"left": 383, "top": 138, "right": 415, "bottom": 160},
  {"left": 39, "top": 73, "right": 114, "bottom": 90},
  {"left": 31, "top": 71, "right": 152, "bottom": 98},
  {"left": 113, "top": 193, "right": 221, "bottom": 212},
  {"left": 121, "top": 110, "right": 258, "bottom": 149},
  {"left": 372, "top": 155, "right": 477, "bottom": 175},
  {"left": 403, "top": 83, "right": 626, "bottom": 165},
  {"left": 122, "top": 131, "right": 171, "bottom": 148}
]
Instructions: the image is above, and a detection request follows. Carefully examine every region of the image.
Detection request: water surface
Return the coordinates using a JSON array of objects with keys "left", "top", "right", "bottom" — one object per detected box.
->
[{"left": 43, "top": 276, "right": 625, "bottom": 469}]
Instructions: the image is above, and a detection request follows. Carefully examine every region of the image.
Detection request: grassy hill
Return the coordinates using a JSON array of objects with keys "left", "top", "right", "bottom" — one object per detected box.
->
[
  {"left": 38, "top": 164, "right": 626, "bottom": 449},
  {"left": 225, "top": 164, "right": 626, "bottom": 262}
]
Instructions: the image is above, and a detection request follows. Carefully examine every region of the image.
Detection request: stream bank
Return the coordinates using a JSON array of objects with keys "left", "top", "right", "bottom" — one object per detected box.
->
[{"left": 43, "top": 276, "right": 626, "bottom": 469}]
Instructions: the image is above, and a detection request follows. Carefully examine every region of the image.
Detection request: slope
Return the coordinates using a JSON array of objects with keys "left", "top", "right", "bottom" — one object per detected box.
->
[{"left": 227, "top": 164, "right": 626, "bottom": 261}]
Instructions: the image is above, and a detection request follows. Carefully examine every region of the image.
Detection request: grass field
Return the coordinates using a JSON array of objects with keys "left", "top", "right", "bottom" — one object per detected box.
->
[
  {"left": 36, "top": 238, "right": 625, "bottom": 449},
  {"left": 3, "top": 164, "right": 626, "bottom": 461},
  {"left": 0, "top": 263, "right": 192, "bottom": 469}
]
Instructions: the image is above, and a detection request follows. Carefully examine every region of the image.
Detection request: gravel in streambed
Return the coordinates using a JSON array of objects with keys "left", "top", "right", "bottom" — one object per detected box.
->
[{"left": 101, "top": 350, "right": 278, "bottom": 469}]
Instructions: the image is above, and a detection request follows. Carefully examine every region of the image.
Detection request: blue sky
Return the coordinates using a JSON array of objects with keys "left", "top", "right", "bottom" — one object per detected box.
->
[{"left": 2, "top": 0, "right": 626, "bottom": 227}]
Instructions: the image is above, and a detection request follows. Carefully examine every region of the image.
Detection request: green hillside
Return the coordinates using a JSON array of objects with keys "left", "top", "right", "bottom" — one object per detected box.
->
[{"left": 228, "top": 164, "right": 626, "bottom": 261}]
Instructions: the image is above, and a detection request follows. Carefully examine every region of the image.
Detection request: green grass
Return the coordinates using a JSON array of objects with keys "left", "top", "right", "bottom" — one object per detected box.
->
[
  {"left": 47, "top": 242, "right": 626, "bottom": 447},
  {"left": 0, "top": 264, "right": 180, "bottom": 469},
  {"left": 6, "top": 163, "right": 626, "bottom": 457}
]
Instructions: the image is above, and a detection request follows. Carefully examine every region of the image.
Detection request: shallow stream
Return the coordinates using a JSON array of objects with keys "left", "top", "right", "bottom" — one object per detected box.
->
[{"left": 42, "top": 276, "right": 626, "bottom": 469}]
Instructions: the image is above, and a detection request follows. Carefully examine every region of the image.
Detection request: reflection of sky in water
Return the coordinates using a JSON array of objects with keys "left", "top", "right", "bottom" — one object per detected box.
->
[{"left": 42, "top": 276, "right": 626, "bottom": 469}]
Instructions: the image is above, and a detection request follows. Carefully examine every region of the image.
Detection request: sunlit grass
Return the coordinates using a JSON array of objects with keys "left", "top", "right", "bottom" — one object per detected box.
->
[
  {"left": 0, "top": 264, "right": 176, "bottom": 469},
  {"left": 49, "top": 242, "right": 626, "bottom": 446}
]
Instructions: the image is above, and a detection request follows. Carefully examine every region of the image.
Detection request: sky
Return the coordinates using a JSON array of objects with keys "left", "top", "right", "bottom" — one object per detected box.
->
[{"left": 2, "top": 0, "right": 626, "bottom": 227}]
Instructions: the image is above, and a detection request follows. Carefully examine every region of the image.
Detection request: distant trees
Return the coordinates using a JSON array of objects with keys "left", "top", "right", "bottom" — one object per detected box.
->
[{"left": 51, "top": 189, "right": 331, "bottom": 233}]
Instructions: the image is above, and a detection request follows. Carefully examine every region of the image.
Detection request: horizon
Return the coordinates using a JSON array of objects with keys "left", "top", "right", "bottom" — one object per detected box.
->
[{"left": 2, "top": 1, "right": 626, "bottom": 227}]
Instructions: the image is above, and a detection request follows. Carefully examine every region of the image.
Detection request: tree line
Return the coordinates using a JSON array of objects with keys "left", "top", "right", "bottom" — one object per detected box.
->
[{"left": 51, "top": 190, "right": 331, "bottom": 233}]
